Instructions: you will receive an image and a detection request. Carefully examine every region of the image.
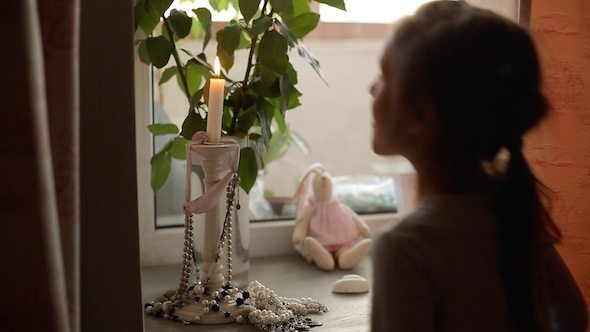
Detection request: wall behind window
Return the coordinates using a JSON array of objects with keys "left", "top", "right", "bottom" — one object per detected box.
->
[{"left": 154, "top": 31, "right": 409, "bottom": 202}]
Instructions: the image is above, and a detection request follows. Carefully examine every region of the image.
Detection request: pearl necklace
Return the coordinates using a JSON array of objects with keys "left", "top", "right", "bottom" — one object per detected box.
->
[{"left": 144, "top": 173, "right": 328, "bottom": 330}]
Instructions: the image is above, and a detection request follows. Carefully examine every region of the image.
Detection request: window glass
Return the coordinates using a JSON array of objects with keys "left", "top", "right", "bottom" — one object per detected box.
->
[
  {"left": 319, "top": 0, "right": 433, "bottom": 23},
  {"left": 152, "top": 0, "right": 519, "bottom": 227},
  {"left": 320, "top": 0, "right": 518, "bottom": 23}
]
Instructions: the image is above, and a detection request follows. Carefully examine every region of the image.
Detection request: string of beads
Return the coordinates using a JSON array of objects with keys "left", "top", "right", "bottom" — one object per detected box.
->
[{"left": 144, "top": 172, "right": 328, "bottom": 330}]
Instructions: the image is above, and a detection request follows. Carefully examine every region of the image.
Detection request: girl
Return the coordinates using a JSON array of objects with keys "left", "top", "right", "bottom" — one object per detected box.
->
[{"left": 370, "top": 1, "right": 588, "bottom": 331}]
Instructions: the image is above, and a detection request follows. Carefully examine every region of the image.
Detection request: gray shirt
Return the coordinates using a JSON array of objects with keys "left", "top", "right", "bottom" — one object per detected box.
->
[{"left": 371, "top": 193, "right": 587, "bottom": 331}]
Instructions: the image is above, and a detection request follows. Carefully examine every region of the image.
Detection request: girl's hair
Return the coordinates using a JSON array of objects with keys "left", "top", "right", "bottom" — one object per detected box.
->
[{"left": 391, "top": 1, "right": 561, "bottom": 330}]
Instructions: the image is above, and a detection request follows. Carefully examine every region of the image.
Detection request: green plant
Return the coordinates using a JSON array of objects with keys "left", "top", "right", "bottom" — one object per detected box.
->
[{"left": 134, "top": 0, "right": 346, "bottom": 193}]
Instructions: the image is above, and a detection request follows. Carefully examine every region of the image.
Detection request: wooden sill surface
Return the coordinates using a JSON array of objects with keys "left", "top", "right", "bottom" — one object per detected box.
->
[{"left": 142, "top": 255, "right": 372, "bottom": 331}]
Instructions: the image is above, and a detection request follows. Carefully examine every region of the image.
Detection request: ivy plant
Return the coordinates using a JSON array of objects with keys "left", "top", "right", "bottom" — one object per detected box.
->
[{"left": 134, "top": 0, "right": 346, "bottom": 193}]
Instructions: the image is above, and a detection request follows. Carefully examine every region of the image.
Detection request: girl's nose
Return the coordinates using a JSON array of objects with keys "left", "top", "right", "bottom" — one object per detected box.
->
[{"left": 370, "top": 80, "right": 380, "bottom": 97}]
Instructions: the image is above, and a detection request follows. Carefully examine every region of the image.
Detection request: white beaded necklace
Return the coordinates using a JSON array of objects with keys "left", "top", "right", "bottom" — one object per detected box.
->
[{"left": 144, "top": 160, "right": 328, "bottom": 330}]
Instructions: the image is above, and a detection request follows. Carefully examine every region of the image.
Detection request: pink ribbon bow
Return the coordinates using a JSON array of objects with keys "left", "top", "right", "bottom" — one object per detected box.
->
[{"left": 183, "top": 131, "right": 240, "bottom": 216}]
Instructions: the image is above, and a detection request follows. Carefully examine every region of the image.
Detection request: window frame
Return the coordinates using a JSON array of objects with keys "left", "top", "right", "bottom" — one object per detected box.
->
[
  {"left": 135, "top": 21, "right": 400, "bottom": 265},
  {"left": 135, "top": 0, "right": 525, "bottom": 266}
]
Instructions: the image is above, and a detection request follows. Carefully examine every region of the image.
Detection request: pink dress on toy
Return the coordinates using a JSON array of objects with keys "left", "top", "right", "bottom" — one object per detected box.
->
[
  {"left": 292, "top": 164, "right": 373, "bottom": 271},
  {"left": 296, "top": 196, "right": 362, "bottom": 255}
]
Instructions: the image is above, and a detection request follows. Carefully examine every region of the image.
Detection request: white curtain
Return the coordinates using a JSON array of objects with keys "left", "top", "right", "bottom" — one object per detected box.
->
[{"left": 0, "top": 0, "right": 80, "bottom": 331}]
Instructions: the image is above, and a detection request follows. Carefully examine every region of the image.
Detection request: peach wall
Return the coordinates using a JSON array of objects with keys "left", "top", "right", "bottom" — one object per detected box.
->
[{"left": 528, "top": 0, "right": 590, "bottom": 313}]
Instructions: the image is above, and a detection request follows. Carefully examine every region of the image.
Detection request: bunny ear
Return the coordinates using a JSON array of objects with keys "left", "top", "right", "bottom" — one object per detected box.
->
[
  {"left": 292, "top": 163, "right": 325, "bottom": 204},
  {"left": 292, "top": 163, "right": 324, "bottom": 212},
  {"left": 305, "top": 163, "right": 325, "bottom": 176}
]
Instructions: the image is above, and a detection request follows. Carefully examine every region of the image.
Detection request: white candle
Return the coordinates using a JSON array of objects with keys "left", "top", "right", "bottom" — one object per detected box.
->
[{"left": 206, "top": 57, "right": 224, "bottom": 143}]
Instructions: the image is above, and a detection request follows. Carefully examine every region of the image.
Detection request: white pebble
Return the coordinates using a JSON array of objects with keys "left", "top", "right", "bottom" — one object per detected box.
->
[{"left": 332, "top": 274, "right": 369, "bottom": 294}]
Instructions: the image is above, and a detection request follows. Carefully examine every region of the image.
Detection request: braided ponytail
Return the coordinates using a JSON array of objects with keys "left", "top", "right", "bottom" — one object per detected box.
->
[{"left": 491, "top": 139, "right": 561, "bottom": 330}]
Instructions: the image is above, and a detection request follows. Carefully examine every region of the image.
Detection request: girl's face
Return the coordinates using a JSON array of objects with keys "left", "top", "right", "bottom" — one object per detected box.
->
[{"left": 370, "top": 37, "right": 417, "bottom": 158}]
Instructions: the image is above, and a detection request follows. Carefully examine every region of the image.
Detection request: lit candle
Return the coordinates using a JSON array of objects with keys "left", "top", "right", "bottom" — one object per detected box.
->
[{"left": 206, "top": 57, "right": 224, "bottom": 143}]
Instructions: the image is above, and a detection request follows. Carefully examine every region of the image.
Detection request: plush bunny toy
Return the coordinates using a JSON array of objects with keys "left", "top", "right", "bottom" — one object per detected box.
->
[{"left": 292, "top": 164, "right": 373, "bottom": 271}]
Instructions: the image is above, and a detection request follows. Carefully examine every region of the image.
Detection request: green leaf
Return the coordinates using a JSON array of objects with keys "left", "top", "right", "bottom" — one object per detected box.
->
[
  {"left": 284, "top": 12, "right": 319, "bottom": 39},
  {"left": 297, "top": 44, "right": 326, "bottom": 83},
  {"left": 176, "top": 68, "right": 188, "bottom": 96},
  {"left": 135, "top": 4, "right": 160, "bottom": 35},
  {"left": 258, "top": 30, "right": 289, "bottom": 75},
  {"left": 217, "top": 24, "right": 243, "bottom": 55},
  {"left": 197, "top": 52, "right": 209, "bottom": 65},
  {"left": 290, "top": 130, "right": 310, "bottom": 155},
  {"left": 179, "top": 49, "right": 212, "bottom": 71},
  {"left": 189, "top": 59, "right": 213, "bottom": 79},
  {"left": 161, "top": 22, "right": 177, "bottom": 42},
  {"left": 250, "top": 15, "right": 272, "bottom": 37},
  {"left": 264, "top": 128, "right": 290, "bottom": 164},
  {"left": 239, "top": 0, "right": 261, "bottom": 22},
  {"left": 190, "top": 89, "right": 205, "bottom": 109},
  {"left": 138, "top": 39, "right": 151, "bottom": 64},
  {"left": 254, "top": 63, "right": 281, "bottom": 96},
  {"left": 194, "top": 8, "right": 212, "bottom": 50},
  {"left": 134, "top": 0, "right": 173, "bottom": 34},
  {"left": 315, "top": 0, "right": 346, "bottom": 11},
  {"left": 286, "top": 86, "right": 302, "bottom": 109},
  {"left": 273, "top": 103, "right": 287, "bottom": 132},
  {"left": 168, "top": 9, "right": 192, "bottom": 38},
  {"left": 159, "top": 66, "right": 177, "bottom": 84},
  {"left": 146, "top": 36, "right": 174, "bottom": 68},
  {"left": 247, "top": 133, "right": 264, "bottom": 149},
  {"left": 216, "top": 24, "right": 243, "bottom": 71},
  {"left": 147, "top": 123, "right": 179, "bottom": 135},
  {"left": 279, "top": 74, "right": 294, "bottom": 113},
  {"left": 257, "top": 98, "right": 275, "bottom": 145},
  {"left": 186, "top": 61, "right": 203, "bottom": 95},
  {"left": 285, "top": 62, "right": 298, "bottom": 84},
  {"left": 270, "top": 0, "right": 291, "bottom": 14},
  {"left": 190, "top": 17, "right": 204, "bottom": 39},
  {"left": 247, "top": 133, "right": 266, "bottom": 166},
  {"left": 180, "top": 108, "right": 207, "bottom": 140},
  {"left": 217, "top": 46, "right": 234, "bottom": 71},
  {"left": 237, "top": 147, "right": 259, "bottom": 193},
  {"left": 291, "top": 0, "right": 310, "bottom": 16},
  {"left": 209, "top": 0, "right": 230, "bottom": 11},
  {"left": 275, "top": 19, "right": 297, "bottom": 47},
  {"left": 170, "top": 136, "right": 189, "bottom": 159},
  {"left": 151, "top": 0, "right": 175, "bottom": 17},
  {"left": 237, "top": 30, "right": 252, "bottom": 50},
  {"left": 238, "top": 104, "right": 258, "bottom": 133},
  {"left": 151, "top": 148, "right": 172, "bottom": 192}
]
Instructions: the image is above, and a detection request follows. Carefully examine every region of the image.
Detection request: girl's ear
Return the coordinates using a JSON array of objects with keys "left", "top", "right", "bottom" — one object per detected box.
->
[{"left": 408, "top": 98, "right": 438, "bottom": 136}]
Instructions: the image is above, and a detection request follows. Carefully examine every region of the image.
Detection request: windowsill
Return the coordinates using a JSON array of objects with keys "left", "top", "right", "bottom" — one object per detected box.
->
[
  {"left": 141, "top": 213, "right": 398, "bottom": 266},
  {"left": 142, "top": 255, "right": 373, "bottom": 331},
  {"left": 250, "top": 213, "right": 397, "bottom": 258}
]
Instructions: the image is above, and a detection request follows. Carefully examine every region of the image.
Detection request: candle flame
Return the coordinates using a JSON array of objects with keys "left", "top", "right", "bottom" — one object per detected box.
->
[{"left": 214, "top": 57, "right": 221, "bottom": 77}]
